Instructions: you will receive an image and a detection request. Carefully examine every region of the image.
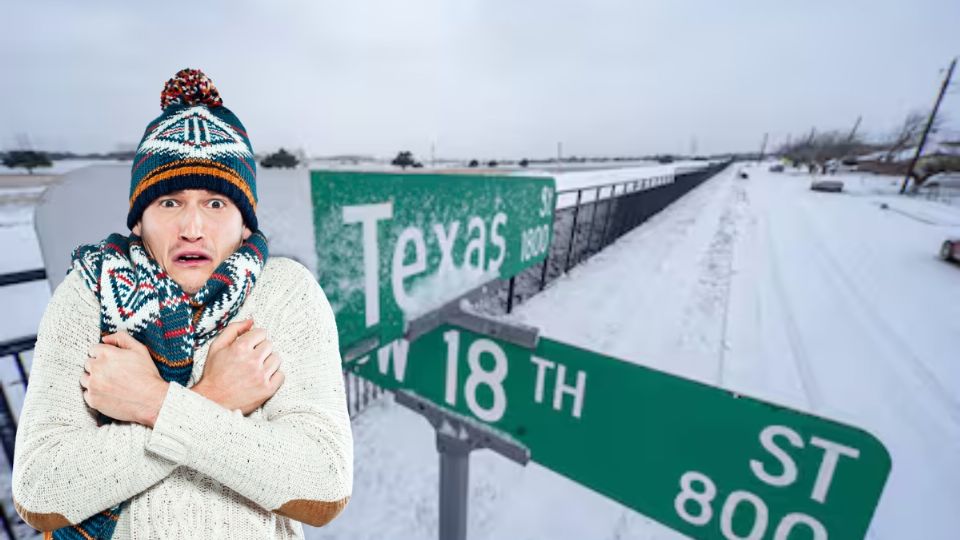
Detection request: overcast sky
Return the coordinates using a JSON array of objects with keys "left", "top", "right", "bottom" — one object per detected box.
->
[{"left": 2, "top": 0, "right": 958, "bottom": 160}]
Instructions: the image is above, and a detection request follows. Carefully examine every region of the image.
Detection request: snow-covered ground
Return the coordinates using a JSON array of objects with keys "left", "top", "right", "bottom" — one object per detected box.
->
[
  {"left": 305, "top": 165, "right": 959, "bottom": 539},
  {"left": 0, "top": 159, "right": 129, "bottom": 176},
  {"left": 2, "top": 163, "right": 958, "bottom": 538},
  {"left": 525, "top": 160, "right": 720, "bottom": 209}
]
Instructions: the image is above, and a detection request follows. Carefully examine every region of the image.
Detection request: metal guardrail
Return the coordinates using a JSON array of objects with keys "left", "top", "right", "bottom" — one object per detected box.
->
[
  {"left": 0, "top": 162, "right": 726, "bottom": 538},
  {"left": 0, "top": 269, "right": 43, "bottom": 538},
  {"left": 500, "top": 161, "right": 730, "bottom": 312},
  {"left": 0, "top": 270, "right": 44, "bottom": 473},
  {"left": 338, "top": 163, "right": 729, "bottom": 429},
  {"left": 0, "top": 161, "right": 727, "bottom": 441},
  {"left": 0, "top": 271, "right": 46, "bottom": 288}
]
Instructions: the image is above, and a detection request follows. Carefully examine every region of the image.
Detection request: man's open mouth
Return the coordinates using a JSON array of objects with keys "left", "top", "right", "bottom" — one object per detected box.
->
[{"left": 174, "top": 253, "right": 212, "bottom": 266}]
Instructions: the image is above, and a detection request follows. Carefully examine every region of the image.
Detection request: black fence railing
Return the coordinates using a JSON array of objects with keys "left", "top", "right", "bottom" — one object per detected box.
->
[
  {"left": 0, "top": 162, "right": 727, "bottom": 538},
  {"left": 0, "top": 337, "right": 29, "bottom": 468},
  {"left": 496, "top": 161, "right": 730, "bottom": 312},
  {"left": 0, "top": 268, "right": 46, "bottom": 539},
  {"left": 1, "top": 162, "right": 727, "bottom": 431},
  {"left": 344, "top": 164, "right": 728, "bottom": 421}
]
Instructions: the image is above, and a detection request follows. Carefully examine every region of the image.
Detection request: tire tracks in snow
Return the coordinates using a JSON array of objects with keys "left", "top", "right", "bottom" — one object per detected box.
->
[
  {"left": 795, "top": 201, "right": 960, "bottom": 426},
  {"left": 762, "top": 213, "right": 823, "bottom": 410}
]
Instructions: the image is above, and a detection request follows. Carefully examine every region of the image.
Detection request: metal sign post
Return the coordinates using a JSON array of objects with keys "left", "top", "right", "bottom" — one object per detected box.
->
[
  {"left": 395, "top": 390, "right": 530, "bottom": 540},
  {"left": 395, "top": 305, "right": 536, "bottom": 540},
  {"left": 311, "top": 168, "right": 890, "bottom": 539},
  {"left": 310, "top": 168, "right": 553, "bottom": 540},
  {"left": 350, "top": 318, "right": 891, "bottom": 540}
]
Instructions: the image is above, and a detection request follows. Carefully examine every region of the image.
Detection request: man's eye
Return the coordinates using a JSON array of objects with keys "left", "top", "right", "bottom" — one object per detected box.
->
[
  {"left": 209, "top": 199, "right": 226, "bottom": 209},
  {"left": 159, "top": 199, "right": 178, "bottom": 208}
]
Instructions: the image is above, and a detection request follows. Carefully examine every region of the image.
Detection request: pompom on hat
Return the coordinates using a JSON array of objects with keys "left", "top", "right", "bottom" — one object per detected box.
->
[{"left": 128, "top": 68, "right": 258, "bottom": 231}]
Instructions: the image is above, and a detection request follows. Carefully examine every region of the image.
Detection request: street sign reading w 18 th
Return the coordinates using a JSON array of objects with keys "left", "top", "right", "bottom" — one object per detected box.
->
[
  {"left": 348, "top": 325, "right": 891, "bottom": 540},
  {"left": 310, "top": 170, "right": 556, "bottom": 353}
]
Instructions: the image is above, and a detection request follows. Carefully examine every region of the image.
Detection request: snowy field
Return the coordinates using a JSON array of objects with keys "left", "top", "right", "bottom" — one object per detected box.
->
[
  {"left": 305, "top": 165, "right": 960, "bottom": 540},
  {"left": 2, "top": 162, "right": 958, "bottom": 538}
]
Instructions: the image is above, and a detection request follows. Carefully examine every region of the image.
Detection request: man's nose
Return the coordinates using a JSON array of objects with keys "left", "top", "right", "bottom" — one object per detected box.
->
[{"left": 179, "top": 204, "right": 205, "bottom": 241}]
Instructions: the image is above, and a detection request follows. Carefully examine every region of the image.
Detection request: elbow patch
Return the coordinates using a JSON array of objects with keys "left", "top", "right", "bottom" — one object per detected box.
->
[
  {"left": 275, "top": 497, "right": 350, "bottom": 527},
  {"left": 13, "top": 499, "right": 71, "bottom": 531}
]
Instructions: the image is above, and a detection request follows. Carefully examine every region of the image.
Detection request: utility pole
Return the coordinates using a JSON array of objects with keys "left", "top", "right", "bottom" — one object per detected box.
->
[
  {"left": 557, "top": 141, "right": 563, "bottom": 164},
  {"left": 840, "top": 115, "right": 863, "bottom": 165},
  {"left": 846, "top": 115, "right": 862, "bottom": 142},
  {"left": 758, "top": 132, "right": 769, "bottom": 162},
  {"left": 901, "top": 57, "right": 956, "bottom": 194}
]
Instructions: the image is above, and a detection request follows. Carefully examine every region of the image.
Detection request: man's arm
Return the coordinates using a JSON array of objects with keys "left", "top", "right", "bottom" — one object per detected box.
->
[
  {"left": 144, "top": 261, "right": 353, "bottom": 527},
  {"left": 12, "top": 270, "right": 179, "bottom": 531}
]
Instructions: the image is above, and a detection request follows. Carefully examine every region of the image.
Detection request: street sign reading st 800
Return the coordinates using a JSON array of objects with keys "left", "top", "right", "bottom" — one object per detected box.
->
[
  {"left": 350, "top": 325, "right": 891, "bottom": 540},
  {"left": 310, "top": 170, "right": 556, "bottom": 353}
]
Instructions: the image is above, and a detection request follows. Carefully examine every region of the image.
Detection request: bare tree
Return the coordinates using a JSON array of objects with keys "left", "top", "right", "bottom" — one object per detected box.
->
[
  {"left": 778, "top": 130, "right": 872, "bottom": 172},
  {"left": 885, "top": 111, "right": 943, "bottom": 162}
]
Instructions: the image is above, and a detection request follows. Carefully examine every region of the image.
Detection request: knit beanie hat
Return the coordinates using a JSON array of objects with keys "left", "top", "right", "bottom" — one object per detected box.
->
[{"left": 127, "top": 68, "right": 258, "bottom": 231}]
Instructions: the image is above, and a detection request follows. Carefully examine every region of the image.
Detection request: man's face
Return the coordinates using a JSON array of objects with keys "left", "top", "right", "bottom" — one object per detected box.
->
[{"left": 133, "top": 189, "right": 252, "bottom": 295}]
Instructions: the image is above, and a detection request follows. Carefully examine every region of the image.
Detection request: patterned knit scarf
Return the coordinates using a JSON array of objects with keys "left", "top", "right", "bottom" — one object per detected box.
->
[{"left": 57, "top": 230, "right": 269, "bottom": 539}]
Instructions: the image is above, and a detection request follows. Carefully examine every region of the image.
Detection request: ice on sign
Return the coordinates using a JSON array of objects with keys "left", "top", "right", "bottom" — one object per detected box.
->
[
  {"left": 310, "top": 170, "right": 556, "bottom": 352},
  {"left": 311, "top": 169, "right": 890, "bottom": 540}
]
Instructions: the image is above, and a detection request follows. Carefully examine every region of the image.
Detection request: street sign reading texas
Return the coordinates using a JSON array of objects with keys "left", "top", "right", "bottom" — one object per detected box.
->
[
  {"left": 311, "top": 170, "right": 556, "bottom": 353},
  {"left": 349, "top": 325, "right": 891, "bottom": 540},
  {"left": 311, "top": 168, "right": 890, "bottom": 540}
]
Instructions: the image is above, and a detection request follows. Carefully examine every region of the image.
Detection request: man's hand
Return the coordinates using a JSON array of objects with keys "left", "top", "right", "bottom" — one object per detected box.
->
[
  {"left": 193, "top": 318, "right": 284, "bottom": 415},
  {"left": 80, "top": 331, "right": 169, "bottom": 427}
]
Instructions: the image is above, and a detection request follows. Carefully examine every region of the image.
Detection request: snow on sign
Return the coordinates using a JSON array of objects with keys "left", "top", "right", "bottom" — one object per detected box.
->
[
  {"left": 350, "top": 325, "right": 891, "bottom": 540},
  {"left": 310, "top": 170, "right": 556, "bottom": 352}
]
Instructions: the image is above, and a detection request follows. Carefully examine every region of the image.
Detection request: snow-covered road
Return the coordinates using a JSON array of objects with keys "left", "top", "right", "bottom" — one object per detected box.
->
[
  {"left": 312, "top": 165, "right": 960, "bottom": 539},
  {"left": 722, "top": 167, "right": 960, "bottom": 540}
]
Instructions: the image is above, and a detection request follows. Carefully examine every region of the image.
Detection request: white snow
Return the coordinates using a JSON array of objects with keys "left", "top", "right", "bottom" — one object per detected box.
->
[
  {"left": 306, "top": 165, "right": 959, "bottom": 540},
  {"left": 400, "top": 267, "right": 498, "bottom": 320},
  {"left": 521, "top": 160, "right": 720, "bottom": 208},
  {"left": 0, "top": 159, "right": 128, "bottom": 176},
  {"left": 3, "top": 162, "right": 958, "bottom": 539}
]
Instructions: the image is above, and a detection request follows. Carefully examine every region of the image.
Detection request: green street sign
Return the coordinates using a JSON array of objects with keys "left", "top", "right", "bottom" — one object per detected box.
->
[
  {"left": 311, "top": 170, "right": 556, "bottom": 352},
  {"left": 348, "top": 326, "right": 891, "bottom": 540}
]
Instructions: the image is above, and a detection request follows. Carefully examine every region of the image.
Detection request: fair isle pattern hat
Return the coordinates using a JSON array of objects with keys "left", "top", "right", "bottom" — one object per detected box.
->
[{"left": 127, "top": 69, "right": 258, "bottom": 231}]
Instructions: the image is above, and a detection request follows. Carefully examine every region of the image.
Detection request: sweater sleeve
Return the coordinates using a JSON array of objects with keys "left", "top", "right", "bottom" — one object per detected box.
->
[
  {"left": 144, "top": 260, "right": 354, "bottom": 527},
  {"left": 11, "top": 269, "right": 179, "bottom": 531}
]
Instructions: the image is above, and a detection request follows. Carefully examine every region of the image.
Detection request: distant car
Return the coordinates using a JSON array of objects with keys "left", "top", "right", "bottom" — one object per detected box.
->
[
  {"left": 941, "top": 239, "right": 960, "bottom": 263},
  {"left": 810, "top": 180, "right": 844, "bottom": 193},
  {"left": 769, "top": 164, "right": 785, "bottom": 172}
]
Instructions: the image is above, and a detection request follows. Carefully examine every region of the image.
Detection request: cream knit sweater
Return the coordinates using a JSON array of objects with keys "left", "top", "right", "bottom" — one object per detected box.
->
[{"left": 12, "top": 257, "right": 353, "bottom": 539}]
